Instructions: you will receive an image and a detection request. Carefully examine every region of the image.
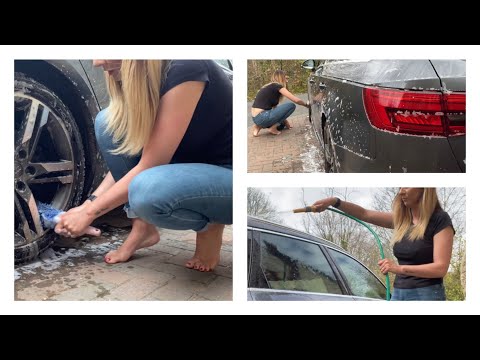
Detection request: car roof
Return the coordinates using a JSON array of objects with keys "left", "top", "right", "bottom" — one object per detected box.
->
[{"left": 247, "top": 215, "right": 344, "bottom": 251}]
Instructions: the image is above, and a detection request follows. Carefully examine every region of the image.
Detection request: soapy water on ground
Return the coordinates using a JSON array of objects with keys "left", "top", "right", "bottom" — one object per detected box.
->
[{"left": 15, "top": 227, "right": 127, "bottom": 281}]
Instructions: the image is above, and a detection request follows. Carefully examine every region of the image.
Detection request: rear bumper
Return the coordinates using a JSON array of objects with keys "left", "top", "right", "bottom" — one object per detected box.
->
[{"left": 334, "top": 130, "right": 465, "bottom": 173}]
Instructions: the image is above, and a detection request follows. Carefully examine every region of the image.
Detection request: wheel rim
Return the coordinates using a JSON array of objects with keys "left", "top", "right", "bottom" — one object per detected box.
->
[{"left": 14, "top": 93, "right": 77, "bottom": 248}]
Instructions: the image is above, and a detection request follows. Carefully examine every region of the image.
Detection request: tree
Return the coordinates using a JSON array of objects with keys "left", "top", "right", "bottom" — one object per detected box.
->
[
  {"left": 247, "top": 188, "right": 282, "bottom": 223},
  {"left": 300, "top": 188, "right": 385, "bottom": 281}
]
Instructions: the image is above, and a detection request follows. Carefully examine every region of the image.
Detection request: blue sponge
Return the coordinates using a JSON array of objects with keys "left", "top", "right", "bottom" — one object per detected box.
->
[{"left": 37, "top": 202, "right": 64, "bottom": 229}]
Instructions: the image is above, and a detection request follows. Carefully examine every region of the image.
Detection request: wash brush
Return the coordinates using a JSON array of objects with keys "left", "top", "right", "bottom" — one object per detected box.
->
[{"left": 37, "top": 202, "right": 101, "bottom": 236}]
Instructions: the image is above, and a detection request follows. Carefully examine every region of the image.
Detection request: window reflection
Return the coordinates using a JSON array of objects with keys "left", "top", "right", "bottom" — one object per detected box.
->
[{"left": 260, "top": 233, "right": 342, "bottom": 295}]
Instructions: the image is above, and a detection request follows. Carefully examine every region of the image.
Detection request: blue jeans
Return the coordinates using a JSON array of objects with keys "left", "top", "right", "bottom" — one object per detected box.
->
[
  {"left": 94, "top": 109, "right": 233, "bottom": 232},
  {"left": 252, "top": 102, "right": 296, "bottom": 128},
  {"left": 391, "top": 284, "right": 446, "bottom": 301}
]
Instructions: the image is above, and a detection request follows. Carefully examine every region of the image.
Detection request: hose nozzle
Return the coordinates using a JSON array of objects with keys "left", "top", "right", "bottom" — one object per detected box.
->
[{"left": 293, "top": 206, "right": 318, "bottom": 213}]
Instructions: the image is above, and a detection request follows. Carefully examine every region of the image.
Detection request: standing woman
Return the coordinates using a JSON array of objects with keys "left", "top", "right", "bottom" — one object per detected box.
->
[
  {"left": 312, "top": 188, "right": 454, "bottom": 301},
  {"left": 56, "top": 60, "right": 232, "bottom": 272},
  {"left": 251, "top": 70, "right": 309, "bottom": 136}
]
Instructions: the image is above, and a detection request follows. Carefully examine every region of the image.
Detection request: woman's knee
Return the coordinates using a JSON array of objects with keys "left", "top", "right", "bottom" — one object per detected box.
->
[{"left": 128, "top": 170, "right": 171, "bottom": 218}]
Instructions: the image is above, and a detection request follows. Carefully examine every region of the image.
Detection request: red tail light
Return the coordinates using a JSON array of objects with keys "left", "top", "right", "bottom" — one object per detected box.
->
[{"left": 363, "top": 88, "right": 465, "bottom": 136}]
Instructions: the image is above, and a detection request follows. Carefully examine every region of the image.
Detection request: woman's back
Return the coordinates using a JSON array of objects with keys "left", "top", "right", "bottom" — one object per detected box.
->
[{"left": 252, "top": 83, "right": 283, "bottom": 110}]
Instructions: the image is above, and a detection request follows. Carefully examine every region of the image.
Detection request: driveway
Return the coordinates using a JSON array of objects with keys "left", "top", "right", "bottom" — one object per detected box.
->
[
  {"left": 248, "top": 113, "right": 324, "bottom": 173},
  {"left": 15, "top": 225, "right": 232, "bottom": 301}
]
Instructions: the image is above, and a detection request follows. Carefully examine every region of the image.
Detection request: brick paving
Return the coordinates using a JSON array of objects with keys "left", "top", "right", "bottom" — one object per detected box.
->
[
  {"left": 248, "top": 114, "right": 324, "bottom": 173},
  {"left": 14, "top": 225, "right": 232, "bottom": 301}
]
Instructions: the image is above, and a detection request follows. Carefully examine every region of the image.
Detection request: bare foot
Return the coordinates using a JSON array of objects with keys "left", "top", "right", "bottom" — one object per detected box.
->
[
  {"left": 104, "top": 218, "right": 160, "bottom": 264},
  {"left": 252, "top": 124, "right": 262, "bottom": 137},
  {"left": 185, "top": 224, "right": 224, "bottom": 272},
  {"left": 285, "top": 119, "right": 293, "bottom": 129},
  {"left": 268, "top": 124, "right": 281, "bottom": 135}
]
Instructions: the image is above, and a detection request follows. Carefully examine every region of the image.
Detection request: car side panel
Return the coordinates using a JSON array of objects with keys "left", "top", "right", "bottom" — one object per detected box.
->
[{"left": 316, "top": 78, "right": 376, "bottom": 161}]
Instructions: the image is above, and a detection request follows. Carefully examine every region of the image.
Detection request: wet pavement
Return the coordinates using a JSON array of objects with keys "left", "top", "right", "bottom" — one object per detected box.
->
[
  {"left": 248, "top": 114, "right": 324, "bottom": 173},
  {"left": 15, "top": 225, "right": 232, "bottom": 301}
]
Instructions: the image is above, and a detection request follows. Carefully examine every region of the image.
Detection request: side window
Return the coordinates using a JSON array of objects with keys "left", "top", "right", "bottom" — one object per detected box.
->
[
  {"left": 329, "top": 249, "right": 386, "bottom": 300},
  {"left": 260, "top": 232, "right": 343, "bottom": 295}
]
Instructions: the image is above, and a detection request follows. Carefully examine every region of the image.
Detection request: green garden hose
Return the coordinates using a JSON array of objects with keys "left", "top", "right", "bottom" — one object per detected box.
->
[{"left": 294, "top": 206, "right": 391, "bottom": 300}]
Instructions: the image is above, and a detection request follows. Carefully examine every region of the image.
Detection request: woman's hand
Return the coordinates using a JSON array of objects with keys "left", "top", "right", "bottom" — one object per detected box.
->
[
  {"left": 55, "top": 205, "right": 97, "bottom": 238},
  {"left": 312, "top": 197, "right": 337, "bottom": 212},
  {"left": 378, "top": 259, "right": 402, "bottom": 275}
]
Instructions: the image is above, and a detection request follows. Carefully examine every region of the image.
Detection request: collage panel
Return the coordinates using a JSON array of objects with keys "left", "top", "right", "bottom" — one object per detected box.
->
[
  {"left": 248, "top": 59, "right": 466, "bottom": 173},
  {"left": 247, "top": 187, "right": 465, "bottom": 302},
  {"left": 14, "top": 59, "right": 233, "bottom": 301}
]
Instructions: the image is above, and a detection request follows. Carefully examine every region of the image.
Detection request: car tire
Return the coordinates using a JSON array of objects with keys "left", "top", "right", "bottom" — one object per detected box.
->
[
  {"left": 323, "top": 126, "right": 338, "bottom": 173},
  {"left": 14, "top": 73, "right": 86, "bottom": 264}
]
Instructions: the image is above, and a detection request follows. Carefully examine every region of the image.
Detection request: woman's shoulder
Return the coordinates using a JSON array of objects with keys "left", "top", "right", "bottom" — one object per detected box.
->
[
  {"left": 166, "top": 60, "right": 209, "bottom": 76},
  {"left": 262, "top": 82, "right": 284, "bottom": 89},
  {"left": 430, "top": 208, "right": 454, "bottom": 234},
  {"left": 432, "top": 209, "right": 451, "bottom": 221}
]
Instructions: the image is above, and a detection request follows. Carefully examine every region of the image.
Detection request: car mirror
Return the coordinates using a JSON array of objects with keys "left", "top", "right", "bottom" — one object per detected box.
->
[{"left": 302, "top": 59, "right": 316, "bottom": 71}]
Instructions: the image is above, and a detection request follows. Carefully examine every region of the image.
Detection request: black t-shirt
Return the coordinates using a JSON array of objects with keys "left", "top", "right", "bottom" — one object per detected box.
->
[
  {"left": 393, "top": 209, "right": 454, "bottom": 289},
  {"left": 252, "top": 83, "right": 283, "bottom": 110},
  {"left": 160, "top": 60, "right": 232, "bottom": 166}
]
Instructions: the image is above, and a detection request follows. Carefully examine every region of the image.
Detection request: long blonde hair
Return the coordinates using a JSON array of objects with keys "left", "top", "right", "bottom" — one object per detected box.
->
[
  {"left": 105, "top": 60, "right": 167, "bottom": 155},
  {"left": 391, "top": 188, "right": 441, "bottom": 244}
]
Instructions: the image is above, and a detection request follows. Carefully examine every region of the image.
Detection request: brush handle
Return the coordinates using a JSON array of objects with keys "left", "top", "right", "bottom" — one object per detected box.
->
[{"left": 293, "top": 206, "right": 318, "bottom": 213}]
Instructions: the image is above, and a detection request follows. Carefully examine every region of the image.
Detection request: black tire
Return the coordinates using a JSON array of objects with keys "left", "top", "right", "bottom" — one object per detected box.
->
[
  {"left": 323, "top": 126, "right": 338, "bottom": 173},
  {"left": 14, "top": 73, "right": 86, "bottom": 264}
]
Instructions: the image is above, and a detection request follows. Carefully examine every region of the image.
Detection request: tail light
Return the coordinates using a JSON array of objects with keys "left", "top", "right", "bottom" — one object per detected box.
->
[{"left": 363, "top": 88, "right": 465, "bottom": 136}]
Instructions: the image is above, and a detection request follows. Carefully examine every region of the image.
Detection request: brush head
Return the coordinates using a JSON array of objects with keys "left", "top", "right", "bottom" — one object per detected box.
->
[{"left": 37, "top": 202, "right": 64, "bottom": 229}]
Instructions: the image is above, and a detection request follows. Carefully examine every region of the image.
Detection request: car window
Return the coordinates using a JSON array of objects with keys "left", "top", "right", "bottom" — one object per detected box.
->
[
  {"left": 329, "top": 249, "right": 386, "bottom": 300},
  {"left": 260, "top": 232, "right": 343, "bottom": 295},
  {"left": 215, "top": 59, "right": 232, "bottom": 70}
]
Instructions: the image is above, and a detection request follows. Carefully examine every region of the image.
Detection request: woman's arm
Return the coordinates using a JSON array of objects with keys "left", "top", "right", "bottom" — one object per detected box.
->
[
  {"left": 313, "top": 197, "right": 393, "bottom": 229},
  {"left": 279, "top": 87, "right": 309, "bottom": 107},
  {"left": 56, "top": 81, "right": 206, "bottom": 236},
  {"left": 379, "top": 227, "right": 454, "bottom": 278}
]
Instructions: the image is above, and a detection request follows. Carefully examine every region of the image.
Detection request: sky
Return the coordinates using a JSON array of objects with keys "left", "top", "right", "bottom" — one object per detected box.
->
[{"left": 257, "top": 187, "right": 379, "bottom": 231}]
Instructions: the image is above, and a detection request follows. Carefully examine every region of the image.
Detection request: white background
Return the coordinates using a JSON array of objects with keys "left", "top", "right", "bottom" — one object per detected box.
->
[{"left": 2, "top": 45, "right": 477, "bottom": 314}]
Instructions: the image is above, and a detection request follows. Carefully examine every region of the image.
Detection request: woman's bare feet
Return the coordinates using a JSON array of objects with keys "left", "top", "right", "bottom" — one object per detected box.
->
[
  {"left": 104, "top": 218, "right": 160, "bottom": 264},
  {"left": 285, "top": 119, "right": 293, "bottom": 129},
  {"left": 252, "top": 124, "right": 262, "bottom": 137},
  {"left": 185, "top": 223, "right": 224, "bottom": 272},
  {"left": 268, "top": 124, "right": 281, "bottom": 135}
]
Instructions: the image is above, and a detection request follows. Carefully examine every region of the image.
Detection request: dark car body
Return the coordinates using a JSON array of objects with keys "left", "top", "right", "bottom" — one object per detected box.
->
[
  {"left": 14, "top": 60, "right": 232, "bottom": 264},
  {"left": 248, "top": 216, "right": 387, "bottom": 301},
  {"left": 303, "top": 60, "right": 466, "bottom": 173}
]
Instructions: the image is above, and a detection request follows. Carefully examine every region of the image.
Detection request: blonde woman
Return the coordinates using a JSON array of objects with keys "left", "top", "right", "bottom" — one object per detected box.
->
[
  {"left": 251, "top": 70, "right": 309, "bottom": 136},
  {"left": 55, "top": 60, "right": 232, "bottom": 272},
  {"left": 313, "top": 188, "right": 454, "bottom": 301}
]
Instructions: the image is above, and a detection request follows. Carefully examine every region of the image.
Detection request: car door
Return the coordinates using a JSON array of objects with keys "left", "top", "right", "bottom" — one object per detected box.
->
[
  {"left": 254, "top": 230, "right": 348, "bottom": 297},
  {"left": 327, "top": 248, "right": 387, "bottom": 300},
  {"left": 308, "top": 65, "right": 326, "bottom": 144}
]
